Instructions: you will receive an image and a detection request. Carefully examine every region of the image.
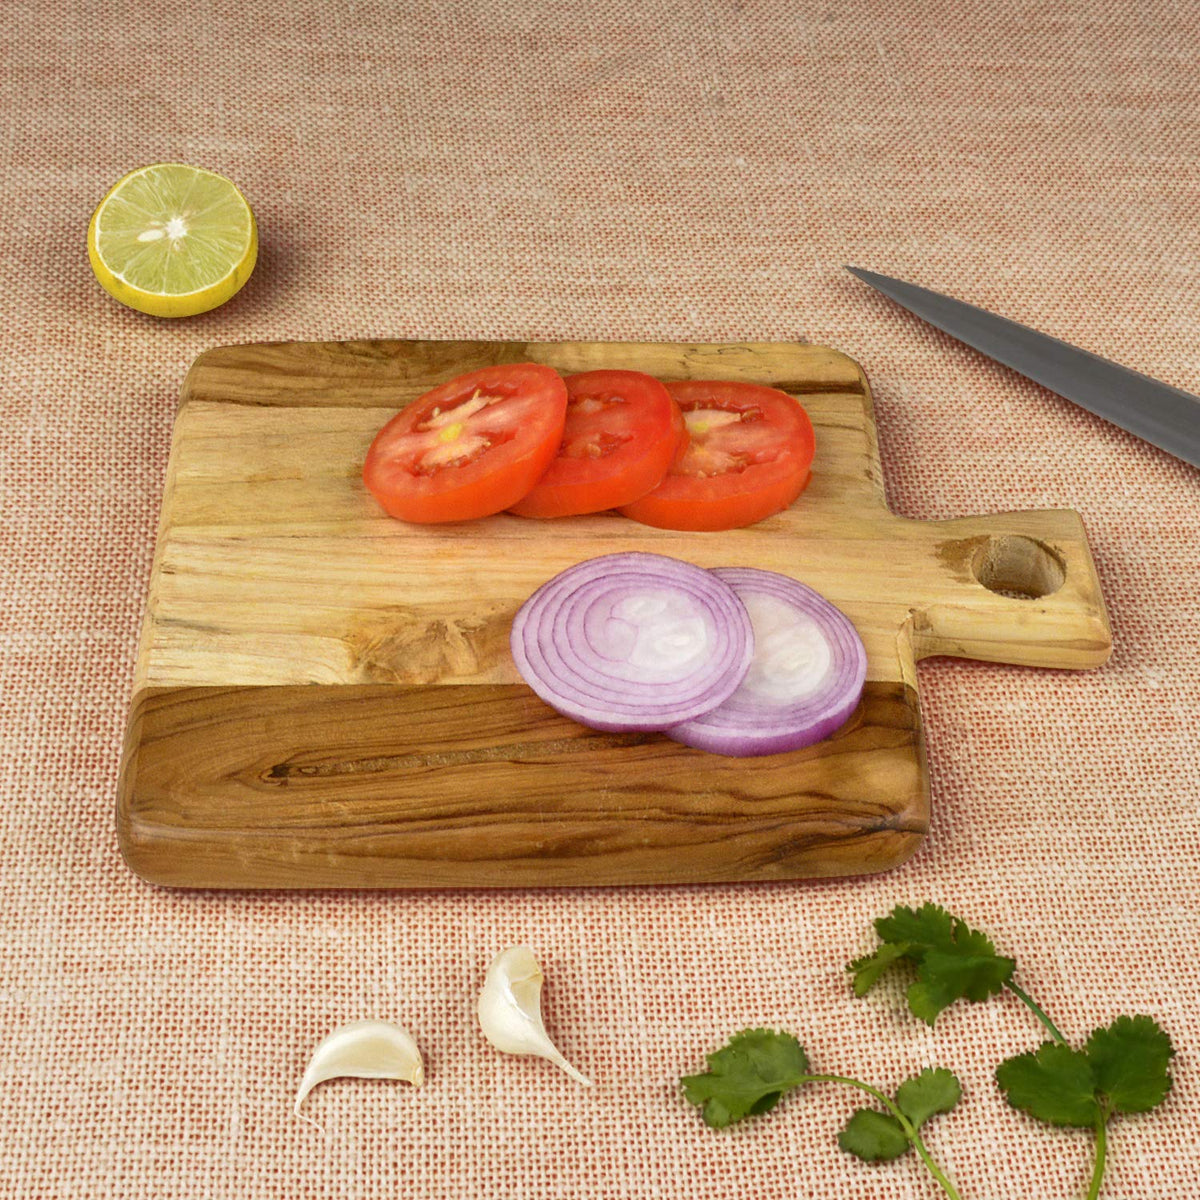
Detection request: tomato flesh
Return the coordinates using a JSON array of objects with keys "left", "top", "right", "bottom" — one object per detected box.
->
[
  {"left": 618, "top": 380, "right": 814, "bottom": 531},
  {"left": 363, "top": 364, "right": 568, "bottom": 523},
  {"left": 508, "top": 369, "right": 685, "bottom": 518}
]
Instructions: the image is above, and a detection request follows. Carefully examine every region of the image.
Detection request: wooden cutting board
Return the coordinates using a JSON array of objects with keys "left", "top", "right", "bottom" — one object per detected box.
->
[{"left": 117, "top": 339, "right": 1111, "bottom": 889}]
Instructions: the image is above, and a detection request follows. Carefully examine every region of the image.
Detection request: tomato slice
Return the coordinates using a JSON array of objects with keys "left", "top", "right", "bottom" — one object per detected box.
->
[
  {"left": 508, "top": 370, "right": 685, "bottom": 518},
  {"left": 617, "top": 380, "right": 815, "bottom": 531},
  {"left": 363, "top": 364, "right": 568, "bottom": 523}
]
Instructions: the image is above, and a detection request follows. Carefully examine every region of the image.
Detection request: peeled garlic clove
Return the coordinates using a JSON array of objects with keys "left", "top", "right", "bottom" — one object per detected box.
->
[
  {"left": 477, "top": 945, "right": 592, "bottom": 1086},
  {"left": 294, "top": 1019, "right": 424, "bottom": 1124}
]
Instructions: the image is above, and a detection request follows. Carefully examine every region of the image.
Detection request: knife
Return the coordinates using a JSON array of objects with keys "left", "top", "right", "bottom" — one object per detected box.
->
[{"left": 846, "top": 267, "right": 1200, "bottom": 469}]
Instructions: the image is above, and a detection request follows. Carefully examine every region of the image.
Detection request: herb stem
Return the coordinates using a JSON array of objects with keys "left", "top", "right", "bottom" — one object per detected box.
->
[
  {"left": 1005, "top": 981, "right": 1069, "bottom": 1045},
  {"left": 1085, "top": 1110, "right": 1109, "bottom": 1200},
  {"left": 798, "top": 1073, "right": 962, "bottom": 1200}
]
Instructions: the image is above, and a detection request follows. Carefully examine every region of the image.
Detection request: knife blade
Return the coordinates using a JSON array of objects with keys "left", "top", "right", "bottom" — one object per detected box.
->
[{"left": 846, "top": 266, "right": 1200, "bottom": 469}]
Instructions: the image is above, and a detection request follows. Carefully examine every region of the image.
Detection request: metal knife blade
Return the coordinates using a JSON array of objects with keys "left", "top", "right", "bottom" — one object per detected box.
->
[{"left": 846, "top": 266, "right": 1200, "bottom": 469}]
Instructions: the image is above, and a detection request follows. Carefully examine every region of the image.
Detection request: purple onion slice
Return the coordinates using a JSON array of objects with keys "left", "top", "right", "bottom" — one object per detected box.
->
[
  {"left": 510, "top": 552, "right": 754, "bottom": 732},
  {"left": 666, "top": 567, "right": 867, "bottom": 757}
]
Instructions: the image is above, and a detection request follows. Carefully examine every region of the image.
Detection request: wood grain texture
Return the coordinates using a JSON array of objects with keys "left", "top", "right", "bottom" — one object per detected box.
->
[{"left": 117, "top": 339, "right": 1112, "bottom": 888}]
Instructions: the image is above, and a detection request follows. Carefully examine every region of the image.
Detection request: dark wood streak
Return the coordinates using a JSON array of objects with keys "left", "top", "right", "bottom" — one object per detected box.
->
[{"left": 119, "top": 681, "right": 926, "bottom": 889}]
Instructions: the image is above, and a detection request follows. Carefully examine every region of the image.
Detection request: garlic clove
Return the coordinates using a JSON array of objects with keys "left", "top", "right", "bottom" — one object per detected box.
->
[
  {"left": 294, "top": 1019, "right": 424, "bottom": 1126},
  {"left": 477, "top": 945, "right": 592, "bottom": 1086}
]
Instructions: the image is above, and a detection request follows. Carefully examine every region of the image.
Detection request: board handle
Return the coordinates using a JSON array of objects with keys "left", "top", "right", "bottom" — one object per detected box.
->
[{"left": 905, "top": 509, "right": 1112, "bottom": 670}]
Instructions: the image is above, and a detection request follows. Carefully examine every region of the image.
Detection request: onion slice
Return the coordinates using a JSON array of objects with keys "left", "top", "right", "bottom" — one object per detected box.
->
[
  {"left": 510, "top": 552, "right": 754, "bottom": 732},
  {"left": 666, "top": 567, "right": 866, "bottom": 757}
]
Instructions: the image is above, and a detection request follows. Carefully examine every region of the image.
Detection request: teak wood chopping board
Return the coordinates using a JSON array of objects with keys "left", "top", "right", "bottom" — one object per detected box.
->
[{"left": 117, "top": 340, "right": 1112, "bottom": 889}]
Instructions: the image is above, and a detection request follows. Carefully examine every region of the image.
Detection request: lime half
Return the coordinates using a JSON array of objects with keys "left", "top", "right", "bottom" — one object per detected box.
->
[{"left": 88, "top": 163, "right": 257, "bottom": 317}]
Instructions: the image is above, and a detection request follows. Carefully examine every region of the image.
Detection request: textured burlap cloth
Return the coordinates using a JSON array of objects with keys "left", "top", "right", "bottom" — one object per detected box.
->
[{"left": 2, "top": 1, "right": 1197, "bottom": 1196}]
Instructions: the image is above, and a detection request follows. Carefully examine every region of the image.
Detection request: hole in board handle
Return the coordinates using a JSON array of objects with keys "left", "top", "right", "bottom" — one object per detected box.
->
[{"left": 971, "top": 535, "right": 1066, "bottom": 600}]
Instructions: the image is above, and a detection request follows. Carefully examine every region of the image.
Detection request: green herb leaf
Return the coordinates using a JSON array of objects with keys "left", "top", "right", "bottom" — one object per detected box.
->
[
  {"left": 909, "top": 945, "right": 1016, "bottom": 1025},
  {"left": 895, "top": 1067, "right": 962, "bottom": 1129},
  {"left": 875, "top": 903, "right": 959, "bottom": 951},
  {"left": 996, "top": 1041, "right": 1101, "bottom": 1128},
  {"left": 838, "top": 1067, "right": 961, "bottom": 1163},
  {"left": 838, "top": 1108, "right": 910, "bottom": 1161},
  {"left": 681, "top": 1029, "right": 809, "bottom": 1129},
  {"left": 849, "top": 941, "right": 910, "bottom": 997},
  {"left": 851, "top": 904, "right": 1016, "bottom": 1024},
  {"left": 1085, "top": 1015, "right": 1174, "bottom": 1114}
]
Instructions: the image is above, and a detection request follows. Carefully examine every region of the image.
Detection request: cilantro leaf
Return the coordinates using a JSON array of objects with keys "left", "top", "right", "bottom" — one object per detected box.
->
[
  {"left": 996, "top": 1041, "right": 1101, "bottom": 1128},
  {"left": 1085, "top": 1015, "right": 1174, "bottom": 1114},
  {"left": 849, "top": 941, "right": 910, "bottom": 997},
  {"left": 998, "top": 1018, "right": 1174, "bottom": 1133},
  {"left": 838, "top": 1109, "right": 909, "bottom": 1161},
  {"left": 895, "top": 1067, "right": 962, "bottom": 1128},
  {"left": 909, "top": 945, "right": 1016, "bottom": 1025},
  {"left": 875, "top": 903, "right": 958, "bottom": 951},
  {"left": 850, "top": 904, "right": 1016, "bottom": 1024},
  {"left": 681, "top": 1029, "right": 809, "bottom": 1129}
]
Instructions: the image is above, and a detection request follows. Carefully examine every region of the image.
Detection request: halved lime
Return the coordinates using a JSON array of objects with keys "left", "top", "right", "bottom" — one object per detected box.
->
[{"left": 88, "top": 163, "right": 257, "bottom": 317}]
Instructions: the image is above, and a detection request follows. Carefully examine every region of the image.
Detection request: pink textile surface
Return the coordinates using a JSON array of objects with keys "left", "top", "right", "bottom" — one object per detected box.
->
[{"left": 2, "top": 0, "right": 1198, "bottom": 1196}]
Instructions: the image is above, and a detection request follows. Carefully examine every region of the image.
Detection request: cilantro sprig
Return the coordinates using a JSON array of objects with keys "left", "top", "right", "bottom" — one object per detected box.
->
[
  {"left": 995, "top": 1014, "right": 1174, "bottom": 1197},
  {"left": 850, "top": 902, "right": 1066, "bottom": 1040},
  {"left": 680, "top": 905, "right": 1173, "bottom": 1200},
  {"left": 850, "top": 902, "right": 1017, "bottom": 1025},
  {"left": 683, "top": 1031, "right": 963, "bottom": 1196}
]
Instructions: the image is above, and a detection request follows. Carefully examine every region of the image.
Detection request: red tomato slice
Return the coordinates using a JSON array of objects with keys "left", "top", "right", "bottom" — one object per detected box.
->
[
  {"left": 618, "top": 380, "right": 815, "bottom": 531},
  {"left": 508, "top": 370, "right": 685, "bottom": 518},
  {"left": 363, "top": 364, "right": 568, "bottom": 523}
]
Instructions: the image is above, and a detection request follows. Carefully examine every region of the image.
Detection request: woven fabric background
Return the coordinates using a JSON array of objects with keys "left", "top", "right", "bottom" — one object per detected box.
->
[{"left": 2, "top": 1, "right": 1198, "bottom": 1196}]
